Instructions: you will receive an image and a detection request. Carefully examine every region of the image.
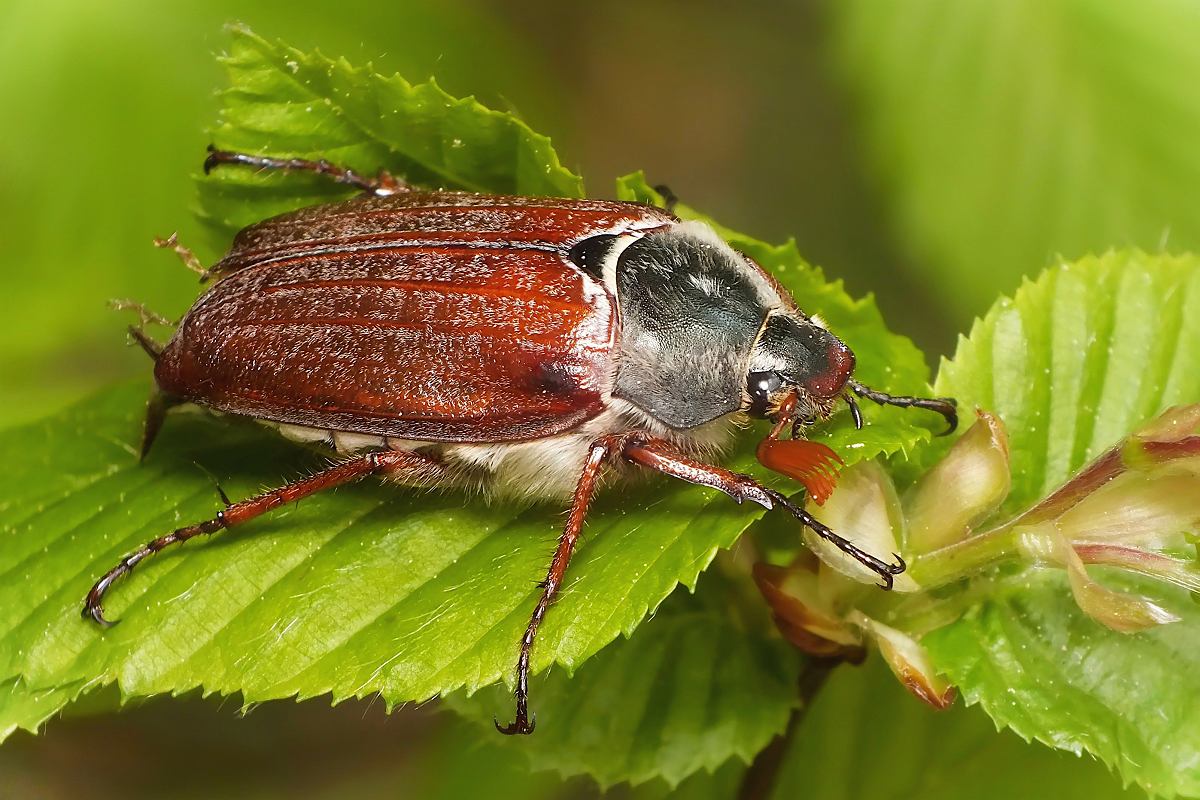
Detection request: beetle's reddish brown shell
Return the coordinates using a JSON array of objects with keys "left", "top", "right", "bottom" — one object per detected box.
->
[{"left": 155, "top": 192, "right": 675, "bottom": 442}]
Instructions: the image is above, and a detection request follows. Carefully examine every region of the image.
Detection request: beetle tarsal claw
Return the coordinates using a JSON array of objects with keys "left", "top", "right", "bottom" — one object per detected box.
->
[
  {"left": 874, "top": 553, "right": 907, "bottom": 589},
  {"left": 81, "top": 601, "right": 116, "bottom": 628},
  {"left": 494, "top": 714, "right": 536, "bottom": 736}
]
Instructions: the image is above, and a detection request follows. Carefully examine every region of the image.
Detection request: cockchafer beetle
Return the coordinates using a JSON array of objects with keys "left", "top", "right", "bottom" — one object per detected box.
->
[{"left": 83, "top": 146, "right": 957, "bottom": 735}]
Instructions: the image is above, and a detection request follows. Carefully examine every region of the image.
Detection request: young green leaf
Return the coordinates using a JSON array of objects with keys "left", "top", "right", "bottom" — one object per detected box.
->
[
  {"left": 934, "top": 250, "right": 1200, "bottom": 514},
  {"left": 450, "top": 580, "right": 801, "bottom": 789},
  {"left": 924, "top": 251, "right": 1200, "bottom": 797},
  {"left": 0, "top": 381, "right": 765, "bottom": 742}
]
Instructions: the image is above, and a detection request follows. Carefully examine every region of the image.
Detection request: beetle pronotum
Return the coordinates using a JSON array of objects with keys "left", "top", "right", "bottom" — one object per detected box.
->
[{"left": 83, "top": 147, "right": 956, "bottom": 735}]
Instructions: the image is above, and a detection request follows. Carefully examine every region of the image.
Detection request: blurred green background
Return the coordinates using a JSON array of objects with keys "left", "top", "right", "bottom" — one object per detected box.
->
[{"left": 2, "top": 0, "right": 1198, "bottom": 796}]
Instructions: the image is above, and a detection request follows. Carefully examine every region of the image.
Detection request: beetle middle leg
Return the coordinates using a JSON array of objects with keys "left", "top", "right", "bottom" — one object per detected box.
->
[
  {"left": 82, "top": 448, "right": 444, "bottom": 626},
  {"left": 498, "top": 431, "right": 904, "bottom": 735},
  {"left": 497, "top": 436, "right": 618, "bottom": 735},
  {"left": 203, "top": 144, "right": 409, "bottom": 196},
  {"left": 622, "top": 435, "right": 905, "bottom": 588}
]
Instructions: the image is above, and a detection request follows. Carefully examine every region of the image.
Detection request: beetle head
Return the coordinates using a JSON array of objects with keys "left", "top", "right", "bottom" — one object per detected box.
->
[
  {"left": 746, "top": 314, "right": 852, "bottom": 504},
  {"left": 745, "top": 311, "right": 855, "bottom": 426},
  {"left": 744, "top": 312, "right": 958, "bottom": 505}
]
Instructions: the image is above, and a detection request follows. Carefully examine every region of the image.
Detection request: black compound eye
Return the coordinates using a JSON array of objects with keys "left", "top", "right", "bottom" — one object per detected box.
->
[{"left": 746, "top": 370, "right": 783, "bottom": 417}]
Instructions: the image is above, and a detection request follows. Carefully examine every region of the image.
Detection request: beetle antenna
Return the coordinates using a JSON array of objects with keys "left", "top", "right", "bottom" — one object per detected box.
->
[
  {"left": 847, "top": 379, "right": 958, "bottom": 435},
  {"left": 843, "top": 392, "right": 863, "bottom": 430}
]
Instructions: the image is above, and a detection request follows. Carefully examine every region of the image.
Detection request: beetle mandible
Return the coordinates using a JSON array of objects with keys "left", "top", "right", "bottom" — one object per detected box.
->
[{"left": 83, "top": 146, "right": 957, "bottom": 735}]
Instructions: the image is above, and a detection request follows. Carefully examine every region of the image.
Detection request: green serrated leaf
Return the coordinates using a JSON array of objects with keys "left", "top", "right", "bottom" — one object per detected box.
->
[
  {"left": 0, "top": 380, "right": 762, "bottom": 741},
  {"left": 830, "top": 0, "right": 1200, "bottom": 326},
  {"left": 196, "top": 26, "right": 585, "bottom": 241},
  {"left": 934, "top": 250, "right": 1200, "bottom": 514},
  {"left": 450, "top": 581, "right": 801, "bottom": 789},
  {"left": 0, "top": 30, "right": 937, "bottom": 792},
  {"left": 924, "top": 251, "right": 1200, "bottom": 797}
]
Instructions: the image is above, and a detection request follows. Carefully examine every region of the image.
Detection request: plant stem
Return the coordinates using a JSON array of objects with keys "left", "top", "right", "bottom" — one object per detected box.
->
[
  {"left": 905, "top": 525, "right": 1021, "bottom": 589},
  {"left": 736, "top": 658, "right": 836, "bottom": 800}
]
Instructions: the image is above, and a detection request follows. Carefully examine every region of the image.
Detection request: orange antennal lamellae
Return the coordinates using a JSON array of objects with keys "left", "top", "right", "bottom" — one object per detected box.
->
[{"left": 755, "top": 392, "right": 845, "bottom": 505}]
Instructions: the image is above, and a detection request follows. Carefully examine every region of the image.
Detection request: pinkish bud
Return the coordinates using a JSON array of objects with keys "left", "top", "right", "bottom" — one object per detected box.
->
[
  {"left": 753, "top": 561, "right": 865, "bottom": 660},
  {"left": 1059, "top": 537, "right": 1180, "bottom": 633},
  {"left": 1011, "top": 404, "right": 1200, "bottom": 632},
  {"left": 849, "top": 612, "right": 956, "bottom": 709}
]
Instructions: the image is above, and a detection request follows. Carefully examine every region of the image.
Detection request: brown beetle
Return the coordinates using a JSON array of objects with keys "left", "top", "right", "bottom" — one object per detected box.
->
[{"left": 84, "top": 147, "right": 956, "bottom": 735}]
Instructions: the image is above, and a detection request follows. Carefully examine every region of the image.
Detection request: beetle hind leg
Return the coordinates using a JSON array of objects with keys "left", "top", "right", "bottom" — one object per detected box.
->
[
  {"left": 152, "top": 232, "right": 208, "bottom": 278},
  {"left": 110, "top": 298, "right": 174, "bottom": 360},
  {"left": 82, "top": 449, "right": 444, "bottom": 626},
  {"left": 203, "top": 144, "right": 408, "bottom": 197}
]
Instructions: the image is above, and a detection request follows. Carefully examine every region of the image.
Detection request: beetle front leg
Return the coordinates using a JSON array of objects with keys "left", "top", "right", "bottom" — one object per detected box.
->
[
  {"left": 497, "top": 436, "right": 618, "bottom": 735},
  {"left": 621, "top": 436, "right": 905, "bottom": 589},
  {"left": 82, "top": 448, "right": 444, "bottom": 626},
  {"left": 203, "top": 145, "right": 408, "bottom": 196}
]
